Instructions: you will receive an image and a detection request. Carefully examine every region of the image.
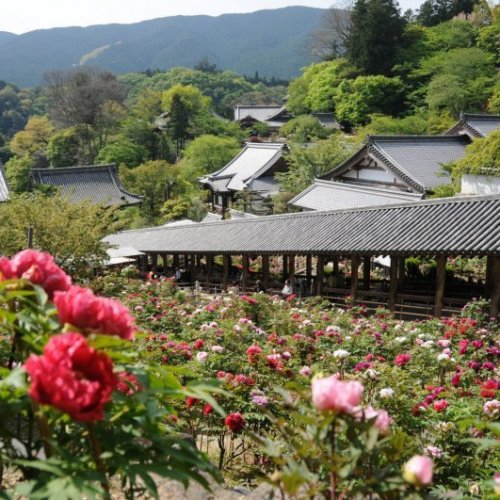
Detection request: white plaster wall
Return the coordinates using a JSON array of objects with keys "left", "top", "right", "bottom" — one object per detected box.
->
[{"left": 461, "top": 174, "right": 500, "bottom": 195}]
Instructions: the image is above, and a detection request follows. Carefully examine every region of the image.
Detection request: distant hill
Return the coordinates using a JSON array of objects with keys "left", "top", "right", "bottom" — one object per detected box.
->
[{"left": 0, "top": 7, "right": 328, "bottom": 87}]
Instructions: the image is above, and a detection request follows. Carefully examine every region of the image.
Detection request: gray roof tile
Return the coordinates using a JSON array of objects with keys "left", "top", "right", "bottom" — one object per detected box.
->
[
  {"left": 30, "top": 165, "right": 143, "bottom": 207},
  {"left": 0, "top": 164, "right": 9, "bottom": 202},
  {"left": 289, "top": 180, "right": 423, "bottom": 211},
  {"left": 104, "top": 194, "right": 500, "bottom": 257}
]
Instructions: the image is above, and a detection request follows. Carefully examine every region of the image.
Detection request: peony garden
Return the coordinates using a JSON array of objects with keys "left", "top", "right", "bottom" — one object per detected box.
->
[{"left": 0, "top": 250, "right": 499, "bottom": 499}]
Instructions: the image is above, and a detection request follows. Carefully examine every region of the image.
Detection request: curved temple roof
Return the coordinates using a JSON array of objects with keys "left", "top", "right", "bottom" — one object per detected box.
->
[
  {"left": 30, "top": 165, "right": 143, "bottom": 207},
  {"left": 105, "top": 194, "right": 500, "bottom": 257}
]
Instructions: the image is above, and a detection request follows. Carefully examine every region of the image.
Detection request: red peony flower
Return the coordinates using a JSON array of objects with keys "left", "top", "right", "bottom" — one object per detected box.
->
[
  {"left": 225, "top": 412, "right": 245, "bottom": 433},
  {"left": 24, "top": 332, "right": 116, "bottom": 422},
  {"left": 3, "top": 250, "right": 71, "bottom": 298},
  {"left": 194, "top": 339, "right": 205, "bottom": 350},
  {"left": 116, "top": 372, "right": 142, "bottom": 396},
  {"left": 394, "top": 353, "right": 412, "bottom": 367},
  {"left": 186, "top": 397, "right": 199, "bottom": 408},
  {"left": 203, "top": 403, "right": 213, "bottom": 416},
  {"left": 54, "top": 286, "right": 135, "bottom": 340},
  {"left": 246, "top": 344, "right": 262, "bottom": 363},
  {"left": 433, "top": 399, "right": 449, "bottom": 412}
]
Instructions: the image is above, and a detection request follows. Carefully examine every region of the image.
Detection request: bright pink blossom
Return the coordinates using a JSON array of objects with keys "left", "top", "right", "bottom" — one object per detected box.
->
[
  {"left": 311, "top": 375, "right": 363, "bottom": 414},
  {"left": 403, "top": 456, "right": 433, "bottom": 487},
  {"left": 24, "top": 332, "right": 116, "bottom": 422},
  {"left": 54, "top": 286, "right": 135, "bottom": 340},
  {"left": 4, "top": 250, "right": 71, "bottom": 298},
  {"left": 433, "top": 399, "right": 449, "bottom": 412},
  {"left": 361, "top": 405, "right": 392, "bottom": 435}
]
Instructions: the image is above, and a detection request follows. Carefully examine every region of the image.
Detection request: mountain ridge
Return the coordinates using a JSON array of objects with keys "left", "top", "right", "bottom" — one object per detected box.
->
[{"left": 0, "top": 7, "right": 327, "bottom": 87}]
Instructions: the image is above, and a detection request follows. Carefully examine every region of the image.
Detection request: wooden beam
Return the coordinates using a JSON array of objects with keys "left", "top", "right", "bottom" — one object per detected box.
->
[
  {"left": 489, "top": 256, "right": 500, "bottom": 319},
  {"left": 262, "top": 255, "right": 270, "bottom": 291},
  {"left": 434, "top": 255, "right": 447, "bottom": 318},
  {"left": 388, "top": 256, "right": 398, "bottom": 312},
  {"left": 363, "top": 256, "right": 371, "bottom": 291},
  {"left": 350, "top": 255, "right": 360, "bottom": 299},
  {"left": 222, "top": 255, "right": 230, "bottom": 291},
  {"left": 242, "top": 255, "right": 249, "bottom": 291}
]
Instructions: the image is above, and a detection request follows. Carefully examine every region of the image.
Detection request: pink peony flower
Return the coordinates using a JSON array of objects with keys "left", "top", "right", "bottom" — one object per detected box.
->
[
  {"left": 299, "top": 366, "right": 311, "bottom": 376},
  {"left": 246, "top": 345, "right": 262, "bottom": 363},
  {"left": 24, "top": 332, "right": 116, "bottom": 422},
  {"left": 425, "top": 446, "right": 442, "bottom": 458},
  {"left": 4, "top": 250, "right": 72, "bottom": 298},
  {"left": 433, "top": 399, "right": 449, "bottom": 412},
  {"left": 403, "top": 456, "right": 433, "bottom": 487},
  {"left": 361, "top": 405, "right": 392, "bottom": 435},
  {"left": 54, "top": 286, "right": 135, "bottom": 340},
  {"left": 311, "top": 375, "right": 363, "bottom": 415},
  {"left": 483, "top": 399, "right": 500, "bottom": 418}
]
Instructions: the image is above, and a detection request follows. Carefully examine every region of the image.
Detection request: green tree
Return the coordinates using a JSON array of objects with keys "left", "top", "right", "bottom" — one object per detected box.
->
[
  {"left": 477, "top": 24, "right": 500, "bottom": 64},
  {"left": 5, "top": 156, "right": 33, "bottom": 193},
  {"left": 417, "top": 0, "right": 479, "bottom": 26},
  {"left": 359, "top": 114, "right": 428, "bottom": 135},
  {"left": 45, "top": 68, "right": 127, "bottom": 162},
  {"left": 333, "top": 75, "right": 405, "bottom": 126},
  {"left": 448, "top": 129, "right": 500, "bottom": 177},
  {"left": 276, "top": 135, "right": 360, "bottom": 194},
  {"left": 181, "top": 135, "right": 240, "bottom": 178},
  {"left": 10, "top": 116, "right": 53, "bottom": 160},
  {"left": 0, "top": 192, "right": 112, "bottom": 271},
  {"left": 280, "top": 116, "right": 329, "bottom": 142},
  {"left": 46, "top": 128, "right": 81, "bottom": 167},
  {"left": 119, "top": 160, "right": 187, "bottom": 222},
  {"left": 161, "top": 84, "right": 211, "bottom": 155},
  {"left": 345, "top": 0, "right": 406, "bottom": 75},
  {"left": 95, "top": 136, "right": 148, "bottom": 168}
]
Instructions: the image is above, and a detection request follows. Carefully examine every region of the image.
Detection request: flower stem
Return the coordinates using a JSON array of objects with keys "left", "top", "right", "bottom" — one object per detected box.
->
[
  {"left": 330, "top": 420, "right": 337, "bottom": 500},
  {"left": 32, "top": 402, "right": 53, "bottom": 458},
  {"left": 87, "top": 423, "right": 110, "bottom": 499}
]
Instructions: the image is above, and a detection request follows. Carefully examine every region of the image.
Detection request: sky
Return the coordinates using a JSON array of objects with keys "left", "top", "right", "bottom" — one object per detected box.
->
[{"left": 2, "top": 0, "right": 424, "bottom": 35}]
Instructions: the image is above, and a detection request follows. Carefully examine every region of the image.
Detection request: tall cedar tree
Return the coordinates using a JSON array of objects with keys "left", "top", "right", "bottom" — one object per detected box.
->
[
  {"left": 345, "top": 0, "right": 405, "bottom": 76},
  {"left": 417, "top": 0, "right": 478, "bottom": 26}
]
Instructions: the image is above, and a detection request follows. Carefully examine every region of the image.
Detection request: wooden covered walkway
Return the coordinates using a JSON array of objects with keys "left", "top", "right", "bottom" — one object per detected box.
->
[{"left": 105, "top": 195, "right": 500, "bottom": 319}]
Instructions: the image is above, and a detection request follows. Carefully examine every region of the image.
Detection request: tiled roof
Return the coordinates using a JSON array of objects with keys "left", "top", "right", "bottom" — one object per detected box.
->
[
  {"left": 30, "top": 165, "right": 143, "bottom": 207},
  {"left": 322, "top": 135, "right": 470, "bottom": 193},
  {"left": 234, "top": 106, "right": 283, "bottom": 122},
  {"left": 104, "top": 194, "right": 500, "bottom": 257},
  {"left": 200, "top": 143, "right": 285, "bottom": 192},
  {"left": 289, "top": 180, "right": 423, "bottom": 211},
  {"left": 0, "top": 164, "right": 9, "bottom": 202},
  {"left": 445, "top": 113, "right": 500, "bottom": 138}
]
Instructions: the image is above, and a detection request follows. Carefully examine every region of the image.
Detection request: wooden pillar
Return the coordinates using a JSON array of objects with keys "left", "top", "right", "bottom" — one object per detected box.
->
[
  {"left": 398, "top": 257, "right": 405, "bottom": 290},
  {"left": 333, "top": 256, "right": 339, "bottom": 276},
  {"left": 489, "top": 256, "right": 500, "bottom": 319},
  {"left": 316, "top": 255, "right": 324, "bottom": 295},
  {"left": 151, "top": 253, "right": 158, "bottom": 273},
  {"left": 222, "top": 255, "right": 230, "bottom": 291},
  {"left": 207, "top": 255, "right": 213, "bottom": 280},
  {"left": 363, "top": 256, "right": 371, "bottom": 291},
  {"left": 282, "top": 255, "right": 288, "bottom": 281},
  {"left": 485, "top": 256, "right": 494, "bottom": 296},
  {"left": 173, "top": 254, "right": 179, "bottom": 269},
  {"left": 289, "top": 255, "right": 295, "bottom": 287},
  {"left": 262, "top": 255, "right": 270, "bottom": 290},
  {"left": 190, "top": 255, "right": 196, "bottom": 283},
  {"left": 306, "top": 255, "right": 312, "bottom": 294},
  {"left": 184, "top": 254, "right": 189, "bottom": 268},
  {"left": 434, "top": 255, "right": 447, "bottom": 317},
  {"left": 350, "top": 255, "right": 360, "bottom": 300},
  {"left": 242, "top": 255, "right": 249, "bottom": 292},
  {"left": 388, "top": 255, "right": 398, "bottom": 312}
]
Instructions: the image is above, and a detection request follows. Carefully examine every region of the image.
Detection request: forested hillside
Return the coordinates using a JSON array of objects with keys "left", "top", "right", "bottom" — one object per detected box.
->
[
  {"left": 0, "top": 0, "right": 498, "bottom": 232},
  {"left": 0, "top": 7, "right": 327, "bottom": 87}
]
